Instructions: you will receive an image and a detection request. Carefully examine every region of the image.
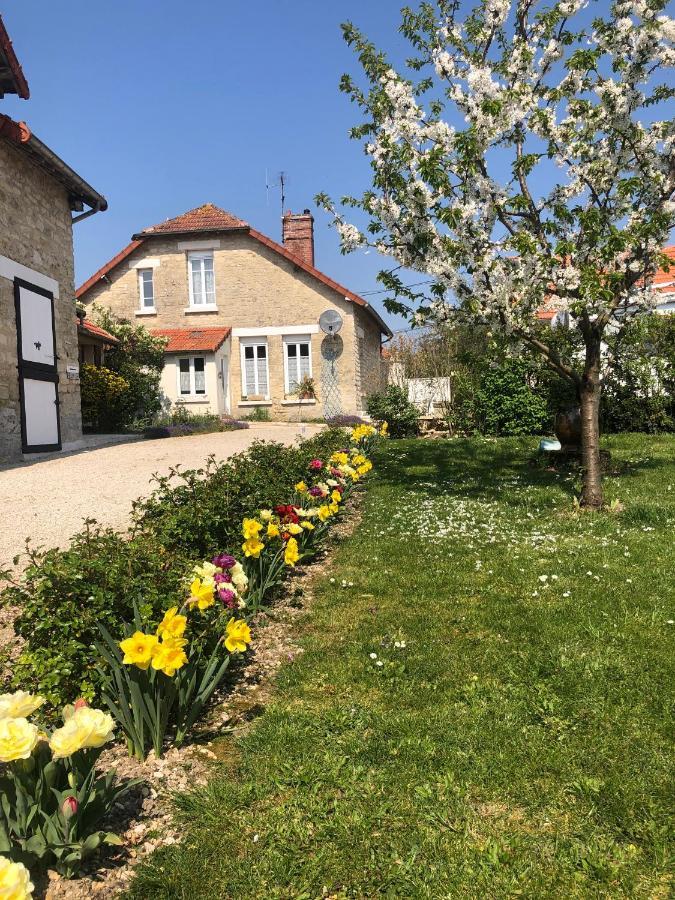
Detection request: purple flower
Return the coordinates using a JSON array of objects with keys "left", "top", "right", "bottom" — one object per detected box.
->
[
  {"left": 214, "top": 571, "right": 232, "bottom": 584},
  {"left": 212, "top": 553, "right": 236, "bottom": 570},
  {"left": 218, "top": 588, "right": 237, "bottom": 608},
  {"left": 309, "top": 486, "right": 323, "bottom": 497}
]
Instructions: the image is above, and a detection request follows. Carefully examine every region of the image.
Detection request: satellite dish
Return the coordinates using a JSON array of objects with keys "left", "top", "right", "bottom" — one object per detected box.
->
[{"left": 319, "top": 309, "right": 343, "bottom": 336}]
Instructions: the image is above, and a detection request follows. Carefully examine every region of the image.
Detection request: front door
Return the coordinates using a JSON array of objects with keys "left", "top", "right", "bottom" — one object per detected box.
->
[{"left": 14, "top": 278, "right": 61, "bottom": 452}]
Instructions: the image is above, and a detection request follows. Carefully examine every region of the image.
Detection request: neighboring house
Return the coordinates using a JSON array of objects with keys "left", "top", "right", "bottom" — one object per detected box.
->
[
  {"left": 536, "top": 247, "right": 675, "bottom": 324},
  {"left": 0, "top": 15, "right": 106, "bottom": 461},
  {"left": 76, "top": 204, "right": 391, "bottom": 420}
]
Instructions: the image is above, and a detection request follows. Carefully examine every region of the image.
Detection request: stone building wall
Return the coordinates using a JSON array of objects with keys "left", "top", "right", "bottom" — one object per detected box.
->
[
  {"left": 0, "top": 138, "right": 82, "bottom": 461},
  {"left": 82, "top": 232, "right": 386, "bottom": 420}
]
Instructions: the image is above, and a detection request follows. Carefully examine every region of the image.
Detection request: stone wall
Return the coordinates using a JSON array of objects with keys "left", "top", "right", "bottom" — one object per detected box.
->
[
  {"left": 82, "top": 232, "right": 386, "bottom": 420},
  {"left": 0, "top": 138, "right": 82, "bottom": 461}
]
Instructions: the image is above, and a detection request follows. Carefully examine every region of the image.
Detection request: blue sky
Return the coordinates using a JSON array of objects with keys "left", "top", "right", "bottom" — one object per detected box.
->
[{"left": 2, "top": 1, "right": 412, "bottom": 332}]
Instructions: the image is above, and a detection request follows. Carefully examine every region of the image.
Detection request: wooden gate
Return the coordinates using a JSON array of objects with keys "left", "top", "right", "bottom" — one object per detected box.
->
[{"left": 14, "top": 277, "right": 61, "bottom": 452}]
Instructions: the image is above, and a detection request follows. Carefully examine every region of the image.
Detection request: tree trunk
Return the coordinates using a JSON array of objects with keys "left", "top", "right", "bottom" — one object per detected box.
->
[{"left": 579, "top": 336, "right": 603, "bottom": 509}]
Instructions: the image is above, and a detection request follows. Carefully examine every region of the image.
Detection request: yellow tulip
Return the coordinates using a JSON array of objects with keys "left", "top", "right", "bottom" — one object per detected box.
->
[
  {"left": 295, "top": 480, "right": 308, "bottom": 493},
  {"left": 0, "top": 857, "right": 33, "bottom": 900},
  {"left": 259, "top": 509, "right": 273, "bottom": 521},
  {"left": 317, "top": 505, "right": 331, "bottom": 522},
  {"left": 49, "top": 706, "right": 115, "bottom": 759},
  {"left": 331, "top": 490, "right": 342, "bottom": 503},
  {"left": 286, "top": 522, "right": 303, "bottom": 535},
  {"left": 224, "top": 617, "right": 252, "bottom": 653},
  {"left": 0, "top": 717, "right": 39, "bottom": 763},
  {"left": 267, "top": 522, "right": 281, "bottom": 538},
  {"left": 119, "top": 631, "right": 159, "bottom": 669},
  {"left": 0, "top": 690, "right": 45, "bottom": 720},
  {"left": 300, "top": 520, "right": 315, "bottom": 531},
  {"left": 329, "top": 501, "right": 339, "bottom": 514}
]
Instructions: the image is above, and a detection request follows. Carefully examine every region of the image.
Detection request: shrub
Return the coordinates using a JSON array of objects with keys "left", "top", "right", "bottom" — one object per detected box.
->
[
  {"left": 1, "top": 525, "right": 190, "bottom": 709},
  {"left": 245, "top": 406, "right": 272, "bottom": 422},
  {"left": 133, "top": 428, "right": 349, "bottom": 559},
  {"left": 79, "top": 365, "right": 130, "bottom": 431},
  {"left": 1, "top": 430, "right": 348, "bottom": 709},
  {"left": 87, "top": 306, "right": 166, "bottom": 428},
  {"left": 366, "top": 386, "right": 419, "bottom": 437}
]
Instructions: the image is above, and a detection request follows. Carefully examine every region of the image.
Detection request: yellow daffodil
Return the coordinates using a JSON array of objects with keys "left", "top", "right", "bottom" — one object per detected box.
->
[
  {"left": 151, "top": 638, "right": 188, "bottom": 677},
  {"left": 284, "top": 537, "right": 300, "bottom": 566},
  {"left": 330, "top": 451, "right": 349, "bottom": 465},
  {"left": 351, "top": 453, "right": 367, "bottom": 466},
  {"left": 286, "top": 522, "right": 303, "bottom": 535},
  {"left": 0, "top": 717, "right": 39, "bottom": 763},
  {"left": 380, "top": 421, "right": 389, "bottom": 435},
  {"left": 0, "top": 857, "right": 33, "bottom": 900},
  {"left": 331, "top": 490, "right": 342, "bottom": 503},
  {"left": 189, "top": 577, "right": 215, "bottom": 611},
  {"left": 357, "top": 462, "right": 372, "bottom": 475},
  {"left": 119, "top": 632, "right": 159, "bottom": 669},
  {"left": 295, "top": 480, "right": 308, "bottom": 493},
  {"left": 300, "top": 520, "right": 315, "bottom": 531},
  {"left": 317, "top": 505, "right": 331, "bottom": 522},
  {"left": 157, "top": 606, "right": 187, "bottom": 640},
  {"left": 224, "top": 617, "right": 252, "bottom": 653},
  {"left": 328, "top": 501, "right": 339, "bottom": 514},
  {"left": 242, "top": 537, "right": 265, "bottom": 558},
  {"left": 267, "top": 522, "right": 281, "bottom": 538},
  {"left": 0, "top": 690, "right": 45, "bottom": 720},
  {"left": 242, "top": 518, "right": 263, "bottom": 539}
]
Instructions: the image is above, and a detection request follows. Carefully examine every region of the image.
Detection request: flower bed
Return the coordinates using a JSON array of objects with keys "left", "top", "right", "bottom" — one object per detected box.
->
[{"left": 0, "top": 424, "right": 385, "bottom": 896}]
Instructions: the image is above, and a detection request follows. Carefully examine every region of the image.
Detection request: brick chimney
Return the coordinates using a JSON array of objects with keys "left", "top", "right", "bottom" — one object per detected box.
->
[{"left": 282, "top": 209, "right": 315, "bottom": 267}]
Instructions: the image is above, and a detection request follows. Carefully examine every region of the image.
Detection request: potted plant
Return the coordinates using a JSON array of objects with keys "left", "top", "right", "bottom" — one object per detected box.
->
[{"left": 295, "top": 376, "right": 317, "bottom": 401}]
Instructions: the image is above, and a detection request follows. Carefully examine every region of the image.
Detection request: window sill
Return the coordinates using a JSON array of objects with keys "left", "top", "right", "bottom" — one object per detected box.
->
[
  {"left": 281, "top": 398, "right": 317, "bottom": 405},
  {"left": 177, "top": 396, "right": 209, "bottom": 403},
  {"left": 136, "top": 309, "right": 157, "bottom": 316},
  {"left": 238, "top": 399, "right": 272, "bottom": 406},
  {"left": 184, "top": 305, "right": 219, "bottom": 314}
]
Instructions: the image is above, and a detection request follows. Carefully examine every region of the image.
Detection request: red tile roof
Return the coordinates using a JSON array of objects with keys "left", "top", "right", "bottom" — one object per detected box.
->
[
  {"left": 76, "top": 318, "right": 119, "bottom": 344},
  {"left": 76, "top": 204, "right": 392, "bottom": 336},
  {"left": 0, "top": 15, "right": 29, "bottom": 99},
  {"left": 135, "top": 204, "right": 248, "bottom": 237},
  {"left": 151, "top": 327, "right": 231, "bottom": 353},
  {"left": 651, "top": 245, "right": 675, "bottom": 294},
  {"left": 76, "top": 240, "right": 144, "bottom": 299}
]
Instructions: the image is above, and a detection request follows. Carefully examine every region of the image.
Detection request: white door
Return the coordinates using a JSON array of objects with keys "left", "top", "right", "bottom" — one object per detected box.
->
[{"left": 14, "top": 278, "right": 61, "bottom": 452}]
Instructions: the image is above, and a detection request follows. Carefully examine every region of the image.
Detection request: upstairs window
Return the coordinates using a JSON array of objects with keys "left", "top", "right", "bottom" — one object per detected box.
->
[
  {"left": 178, "top": 356, "right": 206, "bottom": 396},
  {"left": 138, "top": 269, "right": 155, "bottom": 309},
  {"left": 188, "top": 252, "right": 216, "bottom": 307},
  {"left": 284, "top": 337, "right": 311, "bottom": 394},
  {"left": 241, "top": 341, "right": 269, "bottom": 398}
]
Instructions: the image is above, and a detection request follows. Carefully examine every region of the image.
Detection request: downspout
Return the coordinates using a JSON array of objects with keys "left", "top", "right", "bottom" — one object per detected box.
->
[{"left": 72, "top": 198, "right": 106, "bottom": 224}]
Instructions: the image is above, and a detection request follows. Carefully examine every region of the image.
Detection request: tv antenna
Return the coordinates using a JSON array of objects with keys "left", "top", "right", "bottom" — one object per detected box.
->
[{"left": 265, "top": 170, "right": 288, "bottom": 219}]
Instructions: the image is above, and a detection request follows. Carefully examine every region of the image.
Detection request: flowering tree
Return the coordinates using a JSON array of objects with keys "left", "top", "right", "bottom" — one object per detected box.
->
[{"left": 319, "top": 0, "right": 675, "bottom": 508}]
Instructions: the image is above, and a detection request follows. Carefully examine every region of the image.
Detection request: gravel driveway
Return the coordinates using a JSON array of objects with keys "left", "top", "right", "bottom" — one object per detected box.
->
[{"left": 0, "top": 424, "right": 322, "bottom": 571}]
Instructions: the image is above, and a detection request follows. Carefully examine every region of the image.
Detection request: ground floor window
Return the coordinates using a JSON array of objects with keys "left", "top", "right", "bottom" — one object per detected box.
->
[
  {"left": 283, "top": 336, "right": 312, "bottom": 394},
  {"left": 241, "top": 341, "right": 269, "bottom": 397},
  {"left": 177, "top": 356, "right": 206, "bottom": 396}
]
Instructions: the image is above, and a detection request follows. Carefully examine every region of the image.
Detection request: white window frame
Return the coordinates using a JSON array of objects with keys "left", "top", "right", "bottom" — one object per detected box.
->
[
  {"left": 176, "top": 355, "right": 208, "bottom": 397},
  {"left": 240, "top": 339, "right": 269, "bottom": 399},
  {"left": 283, "top": 335, "right": 312, "bottom": 395},
  {"left": 187, "top": 251, "right": 216, "bottom": 309},
  {"left": 138, "top": 268, "right": 155, "bottom": 311}
]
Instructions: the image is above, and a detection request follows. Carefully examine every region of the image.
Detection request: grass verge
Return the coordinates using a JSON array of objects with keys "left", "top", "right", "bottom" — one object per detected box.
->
[{"left": 126, "top": 434, "right": 674, "bottom": 898}]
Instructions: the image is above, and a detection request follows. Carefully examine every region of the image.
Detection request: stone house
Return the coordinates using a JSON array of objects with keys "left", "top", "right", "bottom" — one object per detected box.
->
[
  {"left": 0, "top": 15, "right": 107, "bottom": 461},
  {"left": 76, "top": 204, "right": 391, "bottom": 420}
]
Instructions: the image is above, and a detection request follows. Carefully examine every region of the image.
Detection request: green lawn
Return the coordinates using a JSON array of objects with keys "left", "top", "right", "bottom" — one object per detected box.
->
[{"left": 127, "top": 435, "right": 674, "bottom": 899}]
